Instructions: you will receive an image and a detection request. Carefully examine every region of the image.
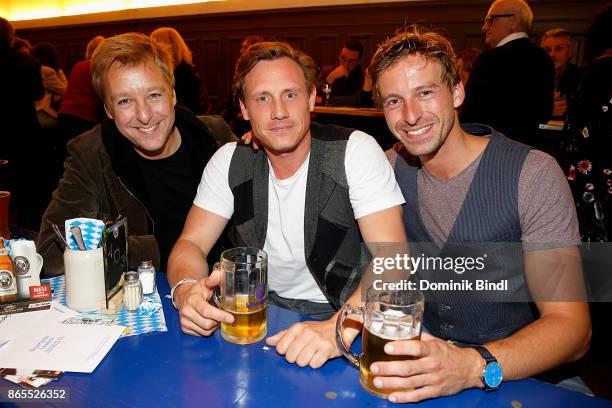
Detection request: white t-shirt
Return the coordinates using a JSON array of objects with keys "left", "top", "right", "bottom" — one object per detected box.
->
[{"left": 194, "top": 130, "right": 405, "bottom": 302}]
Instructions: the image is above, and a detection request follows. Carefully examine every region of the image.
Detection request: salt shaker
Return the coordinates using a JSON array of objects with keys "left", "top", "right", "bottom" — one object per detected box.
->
[
  {"left": 138, "top": 259, "right": 156, "bottom": 295},
  {"left": 123, "top": 271, "right": 143, "bottom": 312}
]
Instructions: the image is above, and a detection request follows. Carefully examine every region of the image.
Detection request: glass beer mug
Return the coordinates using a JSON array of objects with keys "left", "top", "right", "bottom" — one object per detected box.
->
[
  {"left": 213, "top": 247, "right": 268, "bottom": 344},
  {"left": 336, "top": 287, "right": 424, "bottom": 397}
]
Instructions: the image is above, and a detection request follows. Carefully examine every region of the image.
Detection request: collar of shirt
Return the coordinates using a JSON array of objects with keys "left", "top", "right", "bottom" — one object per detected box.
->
[{"left": 496, "top": 32, "right": 529, "bottom": 47}]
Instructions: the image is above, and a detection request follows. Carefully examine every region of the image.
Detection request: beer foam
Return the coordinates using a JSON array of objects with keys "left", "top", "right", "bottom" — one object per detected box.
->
[{"left": 366, "top": 310, "right": 418, "bottom": 340}]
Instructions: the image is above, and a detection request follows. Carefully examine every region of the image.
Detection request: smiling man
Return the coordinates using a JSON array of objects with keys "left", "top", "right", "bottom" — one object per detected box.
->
[
  {"left": 37, "top": 33, "right": 234, "bottom": 275},
  {"left": 167, "top": 41, "right": 406, "bottom": 368},
  {"left": 366, "top": 27, "right": 591, "bottom": 403}
]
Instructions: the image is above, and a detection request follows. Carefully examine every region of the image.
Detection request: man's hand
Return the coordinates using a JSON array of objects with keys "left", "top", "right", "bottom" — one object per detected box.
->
[
  {"left": 326, "top": 64, "right": 349, "bottom": 84},
  {"left": 370, "top": 332, "right": 482, "bottom": 403},
  {"left": 266, "top": 317, "right": 358, "bottom": 368},
  {"left": 240, "top": 130, "right": 260, "bottom": 150},
  {"left": 175, "top": 269, "right": 235, "bottom": 337}
]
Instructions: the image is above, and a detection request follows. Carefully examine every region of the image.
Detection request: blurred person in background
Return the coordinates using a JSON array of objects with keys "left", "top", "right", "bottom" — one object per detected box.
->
[
  {"left": 0, "top": 17, "right": 44, "bottom": 231},
  {"left": 224, "top": 34, "right": 266, "bottom": 136},
  {"left": 460, "top": 0, "right": 554, "bottom": 144},
  {"left": 540, "top": 28, "right": 583, "bottom": 118},
  {"left": 316, "top": 39, "right": 365, "bottom": 106},
  {"left": 12, "top": 37, "right": 31, "bottom": 54},
  {"left": 57, "top": 35, "right": 106, "bottom": 144},
  {"left": 30, "top": 42, "right": 67, "bottom": 130},
  {"left": 456, "top": 47, "right": 481, "bottom": 86},
  {"left": 30, "top": 42, "right": 71, "bottom": 225},
  {"left": 151, "top": 27, "right": 208, "bottom": 115},
  {"left": 563, "top": 5, "right": 612, "bottom": 243}
]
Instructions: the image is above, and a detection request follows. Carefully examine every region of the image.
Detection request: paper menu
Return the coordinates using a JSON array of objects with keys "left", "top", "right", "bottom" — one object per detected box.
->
[
  {"left": 0, "top": 302, "right": 76, "bottom": 349},
  {"left": 0, "top": 307, "right": 125, "bottom": 373},
  {"left": 0, "top": 310, "right": 49, "bottom": 348}
]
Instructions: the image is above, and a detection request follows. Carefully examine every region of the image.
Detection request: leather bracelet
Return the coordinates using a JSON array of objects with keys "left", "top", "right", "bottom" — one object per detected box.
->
[{"left": 170, "top": 278, "right": 198, "bottom": 309}]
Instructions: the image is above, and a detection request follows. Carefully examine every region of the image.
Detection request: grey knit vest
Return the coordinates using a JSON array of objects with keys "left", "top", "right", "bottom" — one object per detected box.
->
[
  {"left": 228, "top": 123, "right": 364, "bottom": 309},
  {"left": 394, "top": 124, "right": 538, "bottom": 345}
]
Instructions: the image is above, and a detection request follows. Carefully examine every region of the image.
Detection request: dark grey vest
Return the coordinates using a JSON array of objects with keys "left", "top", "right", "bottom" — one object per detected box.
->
[
  {"left": 395, "top": 124, "right": 538, "bottom": 345},
  {"left": 228, "top": 123, "right": 363, "bottom": 309}
]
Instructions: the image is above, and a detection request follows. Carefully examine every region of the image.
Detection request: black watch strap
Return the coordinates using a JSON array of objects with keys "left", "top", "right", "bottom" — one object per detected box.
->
[{"left": 473, "top": 345, "right": 496, "bottom": 364}]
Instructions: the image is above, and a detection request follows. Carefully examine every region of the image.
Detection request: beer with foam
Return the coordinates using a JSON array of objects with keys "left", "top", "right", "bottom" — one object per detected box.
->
[
  {"left": 336, "top": 288, "right": 424, "bottom": 398},
  {"left": 359, "top": 312, "right": 420, "bottom": 397}
]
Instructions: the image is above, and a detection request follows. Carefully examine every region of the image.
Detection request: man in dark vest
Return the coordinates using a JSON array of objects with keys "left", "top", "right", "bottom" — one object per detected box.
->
[
  {"left": 167, "top": 41, "right": 406, "bottom": 368},
  {"left": 365, "top": 28, "right": 591, "bottom": 402}
]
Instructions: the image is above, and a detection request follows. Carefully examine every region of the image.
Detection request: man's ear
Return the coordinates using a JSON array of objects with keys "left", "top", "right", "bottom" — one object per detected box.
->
[
  {"left": 104, "top": 104, "right": 113, "bottom": 120},
  {"left": 452, "top": 80, "right": 465, "bottom": 109},
  {"left": 239, "top": 98, "right": 250, "bottom": 121},
  {"left": 308, "top": 87, "right": 316, "bottom": 111},
  {"left": 510, "top": 15, "right": 523, "bottom": 33}
]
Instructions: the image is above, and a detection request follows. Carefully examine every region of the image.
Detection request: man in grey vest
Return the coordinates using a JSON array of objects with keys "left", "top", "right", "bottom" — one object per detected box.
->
[
  {"left": 365, "top": 28, "right": 591, "bottom": 402},
  {"left": 167, "top": 41, "right": 406, "bottom": 368}
]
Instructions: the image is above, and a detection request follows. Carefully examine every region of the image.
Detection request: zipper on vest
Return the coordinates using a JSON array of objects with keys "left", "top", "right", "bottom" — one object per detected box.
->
[{"left": 117, "top": 176, "right": 155, "bottom": 235}]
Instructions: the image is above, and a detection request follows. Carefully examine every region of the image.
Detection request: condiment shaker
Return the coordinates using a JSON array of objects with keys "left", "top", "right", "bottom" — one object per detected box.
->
[
  {"left": 138, "top": 259, "right": 156, "bottom": 295},
  {"left": 123, "top": 271, "right": 143, "bottom": 312}
]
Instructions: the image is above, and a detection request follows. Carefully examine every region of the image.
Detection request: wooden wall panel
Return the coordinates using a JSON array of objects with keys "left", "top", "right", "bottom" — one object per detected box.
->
[{"left": 16, "top": 0, "right": 607, "bottom": 102}]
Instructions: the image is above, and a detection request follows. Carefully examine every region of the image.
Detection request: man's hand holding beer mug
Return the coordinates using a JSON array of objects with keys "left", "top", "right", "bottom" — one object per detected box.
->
[
  {"left": 172, "top": 268, "right": 234, "bottom": 337},
  {"left": 337, "top": 287, "right": 449, "bottom": 402},
  {"left": 170, "top": 235, "right": 361, "bottom": 367},
  {"left": 366, "top": 332, "right": 484, "bottom": 403}
]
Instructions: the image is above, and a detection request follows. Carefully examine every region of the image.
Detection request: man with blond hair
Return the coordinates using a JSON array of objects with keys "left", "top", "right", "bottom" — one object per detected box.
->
[
  {"left": 38, "top": 33, "right": 234, "bottom": 275},
  {"left": 460, "top": 0, "right": 554, "bottom": 144}
]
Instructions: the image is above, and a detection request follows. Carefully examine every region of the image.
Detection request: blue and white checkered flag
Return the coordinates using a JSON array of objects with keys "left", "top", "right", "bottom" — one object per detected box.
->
[{"left": 65, "top": 218, "right": 105, "bottom": 250}]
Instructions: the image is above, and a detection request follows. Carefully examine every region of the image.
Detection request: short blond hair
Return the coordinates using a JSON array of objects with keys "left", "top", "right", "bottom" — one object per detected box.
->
[
  {"left": 91, "top": 33, "right": 174, "bottom": 101},
  {"left": 540, "top": 28, "right": 572, "bottom": 43}
]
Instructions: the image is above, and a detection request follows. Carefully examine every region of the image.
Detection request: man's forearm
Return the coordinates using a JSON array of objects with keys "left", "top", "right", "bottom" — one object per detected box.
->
[
  {"left": 167, "top": 238, "right": 209, "bottom": 288},
  {"left": 485, "top": 304, "right": 591, "bottom": 382}
]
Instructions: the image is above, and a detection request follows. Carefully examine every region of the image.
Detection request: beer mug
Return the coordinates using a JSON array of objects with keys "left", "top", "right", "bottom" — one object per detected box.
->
[
  {"left": 336, "top": 287, "right": 424, "bottom": 398},
  {"left": 213, "top": 247, "right": 268, "bottom": 344}
]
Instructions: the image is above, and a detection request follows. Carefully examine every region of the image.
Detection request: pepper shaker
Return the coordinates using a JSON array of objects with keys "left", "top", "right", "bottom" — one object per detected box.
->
[
  {"left": 123, "top": 271, "right": 143, "bottom": 312},
  {"left": 138, "top": 259, "right": 156, "bottom": 295}
]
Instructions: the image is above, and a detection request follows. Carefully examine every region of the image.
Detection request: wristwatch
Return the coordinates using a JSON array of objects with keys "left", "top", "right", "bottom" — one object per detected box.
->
[{"left": 472, "top": 345, "right": 503, "bottom": 392}]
